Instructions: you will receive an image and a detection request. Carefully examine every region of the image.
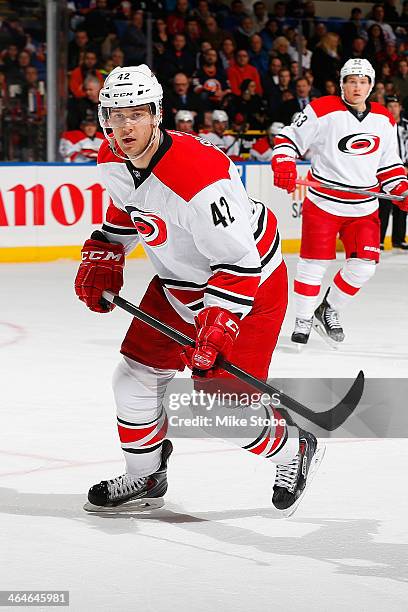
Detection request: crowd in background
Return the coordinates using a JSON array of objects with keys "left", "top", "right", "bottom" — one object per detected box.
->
[{"left": 1, "top": 0, "right": 408, "bottom": 161}]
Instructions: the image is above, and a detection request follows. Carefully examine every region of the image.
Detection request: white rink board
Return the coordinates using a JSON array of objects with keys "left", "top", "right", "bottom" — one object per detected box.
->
[{"left": 0, "top": 162, "right": 393, "bottom": 261}]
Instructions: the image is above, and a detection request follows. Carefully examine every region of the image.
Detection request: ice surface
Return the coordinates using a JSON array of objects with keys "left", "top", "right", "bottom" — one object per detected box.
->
[{"left": 1, "top": 254, "right": 407, "bottom": 611}]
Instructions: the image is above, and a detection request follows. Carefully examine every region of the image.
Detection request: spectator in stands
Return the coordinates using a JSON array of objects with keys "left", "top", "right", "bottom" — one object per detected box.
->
[
  {"left": 263, "top": 57, "right": 282, "bottom": 90},
  {"left": 153, "top": 17, "right": 170, "bottom": 53},
  {"left": 157, "top": 33, "right": 196, "bottom": 85},
  {"left": 193, "top": 47, "right": 231, "bottom": 108},
  {"left": 304, "top": 68, "right": 321, "bottom": 98},
  {"left": 201, "top": 109, "right": 241, "bottom": 157},
  {"left": 0, "top": 43, "right": 18, "bottom": 74},
  {"left": 228, "top": 78, "right": 268, "bottom": 129},
  {"left": 288, "top": 35, "right": 312, "bottom": 71},
  {"left": 392, "top": 59, "right": 408, "bottom": 105},
  {"left": 265, "top": 66, "right": 292, "bottom": 115},
  {"left": 290, "top": 61, "right": 299, "bottom": 80},
  {"left": 383, "top": 0, "right": 400, "bottom": 24},
  {"left": 260, "top": 18, "right": 280, "bottom": 52},
  {"left": 227, "top": 49, "right": 262, "bottom": 96},
  {"left": 67, "top": 74, "right": 102, "bottom": 130},
  {"left": 167, "top": 0, "right": 191, "bottom": 36},
  {"left": 4, "top": 16, "right": 27, "bottom": 49},
  {"left": 59, "top": 118, "right": 104, "bottom": 163},
  {"left": 252, "top": 1, "right": 269, "bottom": 33},
  {"left": 68, "top": 29, "right": 90, "bottom": 71},
  {"left": 69, "top": 50, "right": 104, "bottom": 98},
  {"left": 249, "top": 121, "right": 284, "bottom": 161},
  {"left": 310, "top": 33, "right": 341, "bottom": 92},
  {"left": 271, "top": 1, "right": 293, "bottom": 32},
  {"left": 195, "top": 40, "right": 213, "bottom": 70},
  {"left": 234, "top": 16, "right": 257, "bottom": 50},
  {"left": 277, "top": 76, "right": 312, "bottom": 125},
  {"left": 202, "top": 16, "right": 228, "bottom": 50},
  {"left": 219, "top": 37, "right": 236, "bottom": 70},
  {"left": 301, "top": 1, "right": 320, "bottom": 42},
  {"left": 366, "top": 4, "right": 396, "bottom": 44},
  {"left": 162, "top": 71, "right": 204, "bottom": 128},
  {"left": 82, "top": 0, "right": 115, "bottom": 48},
  {"left": 248, "top": 34, "right": 268, "bottom": 77},
  {"left": 223, "top": 0, "right": 247, "bottom": 33},
  {"left": 376, "top": 42, "right": 399, "bottom": 74},
  {"left": 379, "top": 62, "right": 393, "bottom": 85},
  {"left": 308, "top": 22, "right": 328, "bottom": 51},
  {"left": 322, "top": 79, "right": 337, "bottom": 96},
  {"left": 346, "top": 37, "right": 367, "bottom": 62},
  {"left": 120, "top": 10, "right": 147, "bottom": 65},
  {"left": 174, "top": 109, "right": 196, "bottom": 133},
  {"left": 192, "top": 0, "right": 213, "bottom": 25},
  {"left": 365, "top": 23, "right": 386, "bottom": 65},
  {"left": 184, "top": 18, "right": 202, "bottom": 53},
  {"left": 270, "top": 36, "right": 291, "bottom": 69},
  {"left": 110, "top": 47, "right": 124, "bottom": 69},
  {"left": 400, "top": 1, "right": 408, "bottom": 31},
  {"left": 340, "top": 8, "right": 367, "bottom": 55}
]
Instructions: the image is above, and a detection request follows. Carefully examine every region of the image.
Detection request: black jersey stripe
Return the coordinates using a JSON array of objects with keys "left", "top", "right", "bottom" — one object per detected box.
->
[
  {"left": 309, "top": 188, "right": 376, "bottom": 204},
  {"left": 253, "top": 204, "right": 266, "bottom": 241},
  {"left": 261, "top": 232, "right": 280, "bottom": 267},
  {"left": 102, "top": 223, "right": 138, "bottom": 235},
  {"left": 210, "top": 263, "right": 262, "bottom": 274},
  {"left": 205, "top": 287, "right": 254, "bottom": 306},
  {"left": 123, "top": 442, "right": 163, "bottom": 454},
  {"left": 160, "top": 278, "right": 208, "bottom": 289},
  {"left": 311, "top": 170, "right": 379, "bottom": 191}
]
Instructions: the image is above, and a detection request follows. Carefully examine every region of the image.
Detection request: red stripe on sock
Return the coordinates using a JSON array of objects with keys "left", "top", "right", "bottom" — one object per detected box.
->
[
  {"left": 294, "top": 280, "right": 320, "bottom": 296},
  {"left": 333, "top": 271, "right": 360, "bottom": 296}
]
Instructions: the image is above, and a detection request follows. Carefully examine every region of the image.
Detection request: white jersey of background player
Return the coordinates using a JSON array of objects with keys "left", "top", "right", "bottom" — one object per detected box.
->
[
  {"left": 74, "top": 65, "right": 323, "bottom": 515},
  {"left": 202, "top": 110, "right": 241, "bottom": 158},
  {"left": 271, "top": 58, "right": 408, "bottom": 346}
]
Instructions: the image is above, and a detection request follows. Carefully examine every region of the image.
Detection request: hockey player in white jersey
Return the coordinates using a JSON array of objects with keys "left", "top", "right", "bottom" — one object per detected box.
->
[
  {"left": 271, "top": 58, "right": 408, "bottom": 346},
  {"left": 74, "top": 64, "right": 322, "bottom": 515}
]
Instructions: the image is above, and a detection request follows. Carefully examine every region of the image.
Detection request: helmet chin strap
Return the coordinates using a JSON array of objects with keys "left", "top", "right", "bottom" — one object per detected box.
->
[{"left": 341, "top": 94, "right": 366, "bottom": 108}]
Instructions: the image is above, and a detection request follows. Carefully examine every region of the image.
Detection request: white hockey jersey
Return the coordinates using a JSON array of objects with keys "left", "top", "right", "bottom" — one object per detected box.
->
[
  {"left": 97, "top": 130, "right": 282, "bottom": 323},
  {"left": 199, "top": 131, "right": 241, "bottom": 158},
  {"left": 59, "top": 130, "right": 104, "bottom": 163},
  {"left": 273, "top": 96, "right": 407, "bottom": 217}
]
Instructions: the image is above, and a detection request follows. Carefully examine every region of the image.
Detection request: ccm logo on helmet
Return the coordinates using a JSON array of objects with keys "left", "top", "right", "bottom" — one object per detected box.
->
[
  {"left": 126, "top": 207, "right": 168, "bottom": 247},
  {"left": 338, "top": 133, "right": 380, "bottom": 155},
  {"left": 113, "top": 92, "right": 133, "bottom": 97}
]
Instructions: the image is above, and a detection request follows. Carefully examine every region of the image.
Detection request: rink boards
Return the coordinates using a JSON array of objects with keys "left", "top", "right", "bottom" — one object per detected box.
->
[{"left": 0, "top": 161, "right": 387, "bottom": 263}]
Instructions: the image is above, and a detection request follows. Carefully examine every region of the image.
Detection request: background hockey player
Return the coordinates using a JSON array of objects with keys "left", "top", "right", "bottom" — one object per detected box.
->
[
  {"left": 74, "top": 64, "right": 323, "bottom": 515},
  {"left": 250, "top": 122, "right": 284, "bottom": 162},
  {"left": 202, "top": 109, "right": 241, "bottom": 159},
  {"left": 174, "top": 109, "right": 197, "bottom": 135},
  {"left": 59, "top": 118, "right": 104, "bottom": 163},
  {"left": 271, "top": 58, "right": 408, "bottom": 347}
]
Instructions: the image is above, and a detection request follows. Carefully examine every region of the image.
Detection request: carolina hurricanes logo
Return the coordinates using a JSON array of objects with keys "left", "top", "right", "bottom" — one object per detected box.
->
[
  {"left": 338, "top": 133, "right": 380, "bottom": 156},
  {"left": 126, "top": 206, "right": 168, "bottom": 247}
]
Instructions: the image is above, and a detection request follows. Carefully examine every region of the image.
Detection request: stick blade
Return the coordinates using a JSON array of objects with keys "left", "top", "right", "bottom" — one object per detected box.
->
[{"left": 312, "top": 370, "right": 365, "bottom": 431}]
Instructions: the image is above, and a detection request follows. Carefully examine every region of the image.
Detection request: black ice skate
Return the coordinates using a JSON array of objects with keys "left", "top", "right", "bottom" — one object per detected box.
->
[
  {"left": 83, "top": 439, "right": 173, "bottom": 513},
  {"left": 313, "top": 291, "right": 345, "bottom": 348},
  {"left": 272, "top": 430, "right": 325, "bottom": 518},
  {"left": 291, "top": 317, "right": 313, "bottom": 346}
]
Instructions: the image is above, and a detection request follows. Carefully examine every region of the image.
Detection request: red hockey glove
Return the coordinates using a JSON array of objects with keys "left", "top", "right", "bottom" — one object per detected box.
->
[
  {"left": 271, "top": 154, "right": 297, "bottom": 193},
  {"left": 390, "top": 182, "right": 408, "bottom": 212},
  {"left": 181, "top": 307, "right": 240, "bottom": 377},
  {"left": 74, "top": 234, "right": 125, "bottom": 313}
]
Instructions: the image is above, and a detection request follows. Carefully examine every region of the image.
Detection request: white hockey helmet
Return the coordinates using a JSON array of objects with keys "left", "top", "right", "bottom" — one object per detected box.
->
[
  {"left": 212, "top": 110, "right": 229, "bottom": 123},
  {"left": 268, "top": 121, "right": 284, "bottom": 136},
  {"left": 98, "top": 64, "right": 163, "bottom": 160},
  {"left": 340, "top": 58, "right": 375, "bottom": 100},
  {"left": 175, "top": 110, "right": 194, "bottom": 123}
]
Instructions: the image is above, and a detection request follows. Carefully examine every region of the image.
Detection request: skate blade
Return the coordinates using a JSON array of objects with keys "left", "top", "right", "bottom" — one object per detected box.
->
[
  {"left": 281, "top": 444, "right": 326, "bottom": 519},
  {"left": 312, "top": 321, "right": 342, "bottom": 351},
  {"left": 83, "top": 497, "right": 165, "bottom": 514}
]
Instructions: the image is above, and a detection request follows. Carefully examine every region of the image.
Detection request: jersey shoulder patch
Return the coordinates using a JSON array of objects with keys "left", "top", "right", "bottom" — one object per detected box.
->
[
  {"left": 97, "top": 139, "right": 124, "bottom": 164},
  {"left": 370, "top": 102, "right": 396, "bottom": 126},
  {"left": 310, "top": 95, "right": 346, "bottom": 118},
  {"left": 153, "top": 131, "right": 231, "bottom": 202}
]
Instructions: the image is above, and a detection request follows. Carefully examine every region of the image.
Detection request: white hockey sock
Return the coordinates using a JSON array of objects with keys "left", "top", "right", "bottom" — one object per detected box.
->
[
  {"left": 294, "top": 258, "right": 331, "bottom": 319},
  {"left": 113, "top": 357, "right": 176, "bottom": 478},
  {"left": 327, "top": 258, "right": 376, "bottom": 311}
]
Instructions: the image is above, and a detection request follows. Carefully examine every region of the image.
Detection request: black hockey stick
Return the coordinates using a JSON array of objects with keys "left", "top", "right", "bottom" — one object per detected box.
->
[{"left": 102, "top": 290, "right": 364, "bottom": 431}]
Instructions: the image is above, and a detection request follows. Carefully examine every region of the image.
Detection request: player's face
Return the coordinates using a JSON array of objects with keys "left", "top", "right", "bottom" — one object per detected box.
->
[
  {"left": 213, "top": 120, "right": 227, "bottom": 135},
  {"left": 110, "top": 105, "right": 156, "bottom": 157},
  {"left": 386, "top": 101, "right": 401, "bottom": 122},
  {"left": 343, "top": 76, "right": 371, "bottom": 109}
]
